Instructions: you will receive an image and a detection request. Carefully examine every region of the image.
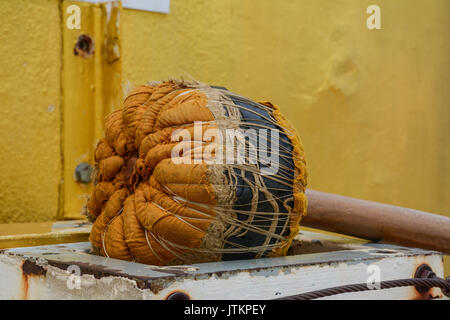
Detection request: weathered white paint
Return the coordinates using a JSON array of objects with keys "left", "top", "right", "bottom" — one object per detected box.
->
[
  {"left": 130, "top": 254, "right": 446, "bottom": 300},
  {"left": 0, "top": 238, "right": 446, "bottom": 300}
]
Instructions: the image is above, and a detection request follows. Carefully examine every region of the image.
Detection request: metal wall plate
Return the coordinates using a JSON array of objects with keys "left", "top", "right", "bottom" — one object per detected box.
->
[{"left": 76, "top": 0, "right": 170, "bottom": 14}]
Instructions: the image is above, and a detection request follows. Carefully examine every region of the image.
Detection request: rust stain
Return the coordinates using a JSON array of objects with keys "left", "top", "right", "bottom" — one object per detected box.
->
[
  {"left": 21, "top": 260, "right": 47, "bottom": 300},
  {"left": 74, "top": 34, "right": 95, "bottom": 58},
  {"left": 148, "top": 280, "right": 165, "bottom": 294},
  {"left": 22, "top": 260, "right": 47, "bottom": 276},
  {"left": 410, "top": 262, "right": 443, "bottom": 300},
  {"left": 21, "top": 273, "right": 29, "bottom": 300},
  {"left": 412, "top": 288, "right": 442, "bottom": 300}
]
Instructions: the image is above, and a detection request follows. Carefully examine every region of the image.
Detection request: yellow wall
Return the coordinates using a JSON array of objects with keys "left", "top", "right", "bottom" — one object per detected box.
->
[
  {"left": 0, "top": 0, "right": 62, "bottom": 223},
  {"left": 124, "top": 0, "right": 450, "bottom": 275},
  {"left": 121, "top": 0, "right": 449, "bottom": 217}
]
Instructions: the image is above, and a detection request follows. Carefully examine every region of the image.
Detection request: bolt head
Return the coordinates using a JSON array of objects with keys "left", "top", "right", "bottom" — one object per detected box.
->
[{"left": 74, "top": 162, "right": 93, "bottom": 184}]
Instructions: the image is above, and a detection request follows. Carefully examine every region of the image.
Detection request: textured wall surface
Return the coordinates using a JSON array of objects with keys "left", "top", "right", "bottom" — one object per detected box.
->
[
  {"left": 121, "top": 0, "right": 449, "bottom": 273},
  {"left": 0, "top": 0, "right": 62, "bottom": 222},
  {"left": 122, "top": 0, "right": 449, "bottom": 217}
]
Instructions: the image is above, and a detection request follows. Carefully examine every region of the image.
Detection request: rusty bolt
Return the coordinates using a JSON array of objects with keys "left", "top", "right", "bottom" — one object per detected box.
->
[
  {"left": 414, "top": 264, "right": 450, "bottom": 298},
  {"left": 414, "top": 264, "right": 435, "bottom": 293},
  {"left": 74, "top": 162, "right": 93, "bottom": 184}
]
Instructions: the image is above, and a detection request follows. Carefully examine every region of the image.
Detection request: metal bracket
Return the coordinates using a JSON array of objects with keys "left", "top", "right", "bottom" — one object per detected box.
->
[{"left": 61, "top": 0, "right": 123, "bottom": 219}]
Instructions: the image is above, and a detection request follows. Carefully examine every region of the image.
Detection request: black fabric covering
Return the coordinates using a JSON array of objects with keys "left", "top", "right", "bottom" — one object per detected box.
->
[{"left": 222, "top": 95, "right": 295, "bottom": 260}]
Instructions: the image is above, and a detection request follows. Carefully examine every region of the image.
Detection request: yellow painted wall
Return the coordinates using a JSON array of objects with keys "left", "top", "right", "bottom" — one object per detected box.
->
[
  {"left": 121, "top": 0, "right": 449, "bottom": 218},
  {"left": 0, "top": 0, "right": 62, "bottom": 223},
  {"left": 121, "top": 0, "right": 449, "bottom": 274}
]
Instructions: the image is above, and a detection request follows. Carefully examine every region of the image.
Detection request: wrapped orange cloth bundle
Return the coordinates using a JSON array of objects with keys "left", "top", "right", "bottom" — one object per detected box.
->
[{"left": 87, "top": 80, "right": 307, "bottom": 265}]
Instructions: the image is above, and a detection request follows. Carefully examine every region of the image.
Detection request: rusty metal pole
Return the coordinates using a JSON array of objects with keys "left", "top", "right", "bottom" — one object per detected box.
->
[{"left": 302, "top": 190, "right": 450, "bottom": 255}]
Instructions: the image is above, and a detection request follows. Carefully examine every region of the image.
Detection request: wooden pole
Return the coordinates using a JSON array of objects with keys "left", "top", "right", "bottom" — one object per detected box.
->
[{"left": 302, "top": 190, "right": 450, "bottom": 254}]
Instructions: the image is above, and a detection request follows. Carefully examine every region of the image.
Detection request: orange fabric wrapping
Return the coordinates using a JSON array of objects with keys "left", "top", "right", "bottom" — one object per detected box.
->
[{"left": 86, "top": 80, "right": 307, "bottom": 265}]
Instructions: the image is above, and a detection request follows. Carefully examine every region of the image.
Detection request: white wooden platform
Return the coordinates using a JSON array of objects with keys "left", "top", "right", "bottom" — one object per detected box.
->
[{"left": 0, "top": 230, "right": 446, "bottom": 300}]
